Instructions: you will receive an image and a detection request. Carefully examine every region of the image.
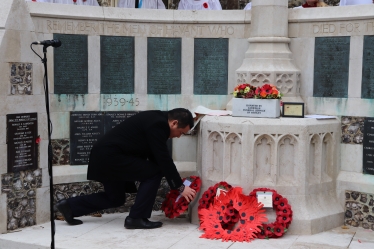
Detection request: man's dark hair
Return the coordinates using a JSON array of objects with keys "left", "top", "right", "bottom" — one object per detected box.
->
[{"left": 168, "top": 108, "right": 194, "bottom": 129}]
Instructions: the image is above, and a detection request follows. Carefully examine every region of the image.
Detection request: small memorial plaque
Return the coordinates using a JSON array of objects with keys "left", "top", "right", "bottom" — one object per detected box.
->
[
  {"left": 313, "top": 37, "right": 350, "bottom": 98},
  {"left": 363, "top": 117, "right": 374, "bottom": 175},
  {"left": 70, "top": 112, "right": 104, "bottom": 165},
  {"left": 103, "top": 111, "right": 139, "bottom": 132},
  {"left": 194, "top": 38, "right": 228, "bottom": 95},
  {"left": 7, "top": 113, "right": 38, "bottom": 173},
  {"left": 101, "top": 36, "right": 135, "bottom": 94},
  {"left": 54, "top": 34, "right": 88, "bottom": 94},
  {"left": 361, "top": 35, "right": 374, "bottom": 99},
  {"left": 256, "top": 191, "right": 273, "bottom": 208},
  {"left": 147, "top": 38, "right": 181, "bottom": 94}
]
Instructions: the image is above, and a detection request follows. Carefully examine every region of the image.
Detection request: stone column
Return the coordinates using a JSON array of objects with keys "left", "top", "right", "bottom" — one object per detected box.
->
[{"left": 235, "top": 0, "right": 302, "bottom": 103}]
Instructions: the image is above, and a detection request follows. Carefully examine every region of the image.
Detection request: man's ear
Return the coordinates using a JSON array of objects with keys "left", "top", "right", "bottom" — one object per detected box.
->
[{"left": 172, "top": 120, "right": 179, "bottom": 127}]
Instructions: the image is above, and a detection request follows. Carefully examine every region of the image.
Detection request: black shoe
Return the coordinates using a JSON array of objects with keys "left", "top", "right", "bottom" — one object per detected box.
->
[
  {"left": 124, "top": 216, "right": 162, "bottom": 229},
  {"left": 56, "top": 199, "right": 83, "bottom": 226}
]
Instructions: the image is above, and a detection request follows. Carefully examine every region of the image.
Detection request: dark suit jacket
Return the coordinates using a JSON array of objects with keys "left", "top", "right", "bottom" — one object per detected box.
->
[{"left": 87, "top": 110, "right": 183, "bottom": 192}]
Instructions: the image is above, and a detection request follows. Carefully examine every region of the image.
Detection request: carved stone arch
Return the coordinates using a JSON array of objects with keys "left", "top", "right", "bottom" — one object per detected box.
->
[
  {"left": 278, "top": 134, "right": 298, "bottom": 144},
  {"left": 309, "top": 134, "right": 322, "bottom": 184},
  {"left": 224, "top": 133, "right": 242, "bottom": 184},
  {"left": 254, "top": 134, "right": 276, "bottom": 185},
  {"left": 277, "top": 134, "right": 298, "bottom": 185},
  {"left": 321, "top": 133, "right": 334, "bottom": 182},
  {"left": 225, "top": 132, "right": 242, "bottom": 144},
  {"left": 207, "top": 131, "right": 224, "bottom": 181}
]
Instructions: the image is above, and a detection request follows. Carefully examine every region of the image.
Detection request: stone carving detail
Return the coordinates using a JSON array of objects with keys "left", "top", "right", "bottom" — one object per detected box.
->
[
  {"left": 52, "top": 139, "right": 70, "bottom": 165},
  {"left": 254, "top": 134, "right": 275, "bottom": 185},
  {"left": 236, "top": 72, "right": 248, "bottom": 84},
  {"left": 9, "top": 63, "right": 32, "bottom": 95},
  {"left": 224, "top": 133, "right": 242, "bottom": 184},
  {"left": 53, "top": 178, "right": 170, "bottom": 219},
  {"left": 322, "top": 133, "right": 333, "bottom": 182},
  {"left": 309, "top": 134, "right": 321, "bottom": 184},
  {"left": 250, "top": 73, "right": 271, "bottom": 87},
  {"left": 278, "top": 135, "right": 298, "bottom": 185},
  {"left": 1, "top": 169, "right": 42, "bottom": 231},
  {"left": 345, "top": 190, "right": 374, "bottom": 231},
  {"left": 207, "top": 131, "right": 225, "bottom": 181},
  {"left": 341, "top": 116, "right": 364, "bottom": 144},
  {"left": 275, "top": 73, "right": 294, "bottom": 94}
]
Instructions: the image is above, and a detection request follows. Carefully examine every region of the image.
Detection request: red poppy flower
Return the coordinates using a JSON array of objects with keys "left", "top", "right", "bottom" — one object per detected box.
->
[
  {"left": 277, "top": 198, "right": 289, "bottom": 209},
  {"left": 276, "top": 208, "right": 291, "bottom": 217},
  {"left": 263, "top": 224, "right": 274, "bottom": 237},
  {"left": 278, "top": 203, "right": 291, "bottom": 212},
  {"left": 256, "top": 229, "right": 267, "bottom": 239},
  {"left": 276, "top": 215, "right": 291, "bottom": 225},
  {"left": 203, "top": 2, "right": 209, "bottom": 8},
  {"left": 35, "top": 135, "right": 41, "bottom": 144},
  {"left": 273, "top": 223, "right": 285, "bottom": 237},
  {"left": 73, "top": 0, "right": 77, "bottom": 2},
  {"left": 273, "top": 193, "right": 282, "bottom": 205}
]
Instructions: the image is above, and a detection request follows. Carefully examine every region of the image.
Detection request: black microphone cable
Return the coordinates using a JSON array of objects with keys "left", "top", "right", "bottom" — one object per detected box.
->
[{"left": 30, "top": 42, "right": 56, "bottom": 249}]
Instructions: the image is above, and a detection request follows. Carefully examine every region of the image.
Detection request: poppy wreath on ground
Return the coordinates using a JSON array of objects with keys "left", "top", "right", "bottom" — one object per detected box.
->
[
  {"left": 161, "top": 176, "right": 201, "bottom": 218},
  {"left": 248, "top": 188, "right": 293, "bottom": 239},
  {"left": 199, "top": 187, "right": 268, "bottom": 242},
  {"left": 198, "top": 181, "right": 240, "bottom": 230}
]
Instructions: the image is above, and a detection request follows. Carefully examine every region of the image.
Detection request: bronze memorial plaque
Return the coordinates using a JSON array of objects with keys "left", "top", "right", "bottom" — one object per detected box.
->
[
  {"left": 361, "top": 35, "right": 374, "bottom": 99},
  {"left": 147, "top": 38, "right": 181, "bottom": 94},
  {"left": 194, "top": 38, "right": 228, "bottom": 95},
  {"left": 363, "top": 117, "right": 374, "bottom": 175},
  {"left": 101, "top": 36, "right": 135, "bottom": 94},
  {"left": 7, "top": 113, "right": 38, "bottom": 173},
  {"left": 313, "top": 37, "right": 350, "bottom": 98},
  {"left": 54, "top": 34, "right": 88, "bottom": 94},
  {"left": 70, "top": 112, "right": 104, "bottom": 165}
]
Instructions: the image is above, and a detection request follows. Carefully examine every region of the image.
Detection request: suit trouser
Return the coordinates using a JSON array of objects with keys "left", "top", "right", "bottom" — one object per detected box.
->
[{"left": 66, "top": 172, "right": 163, "bottom": 219}]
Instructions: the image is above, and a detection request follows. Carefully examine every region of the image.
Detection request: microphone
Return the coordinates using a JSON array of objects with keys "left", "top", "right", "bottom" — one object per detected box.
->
[{"left": 32, "top": 39, "right": 61, "bottom": 48}]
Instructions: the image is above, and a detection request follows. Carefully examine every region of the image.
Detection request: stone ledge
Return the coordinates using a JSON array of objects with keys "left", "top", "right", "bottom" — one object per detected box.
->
[
  {"left": 337, "top": 171, "right": 374, "bottom": 195},
  {"left": 52, "top": 161, "right": 197, "bottom": 184},
  {"left": 289, "top": 5, "right": 374, "bottom": 23},
  {"left": 27, "top": 2, "right": 250, "bottom": 24}
]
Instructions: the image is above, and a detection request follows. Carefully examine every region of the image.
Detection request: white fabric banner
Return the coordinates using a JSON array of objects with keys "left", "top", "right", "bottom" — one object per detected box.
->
[
  {"left": 117, "top": 0, "right": 165, "bottom": 9},
  {"left": 178, "top": 0, "right": 222, "bottom": 10}
]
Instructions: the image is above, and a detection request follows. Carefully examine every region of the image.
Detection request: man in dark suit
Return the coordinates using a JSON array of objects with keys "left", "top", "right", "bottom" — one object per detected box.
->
[{"left": 56, "top": 108, "right": 196, "bottom": 229}]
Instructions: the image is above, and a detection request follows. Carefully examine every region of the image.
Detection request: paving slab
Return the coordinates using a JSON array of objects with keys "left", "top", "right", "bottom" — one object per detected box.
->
[{"left": 0, "top": 212, "right": 370, "bottom": 249}]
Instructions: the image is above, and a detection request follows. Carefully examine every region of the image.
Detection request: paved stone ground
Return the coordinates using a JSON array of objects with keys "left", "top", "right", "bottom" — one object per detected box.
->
[{"left": 0, "top": 211, "right": 373, "bottom": 249}]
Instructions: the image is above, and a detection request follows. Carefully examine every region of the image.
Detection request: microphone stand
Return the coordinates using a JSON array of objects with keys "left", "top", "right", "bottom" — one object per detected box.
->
[{"left": 30, "top": 44, "right": 55, "bottom": 249}]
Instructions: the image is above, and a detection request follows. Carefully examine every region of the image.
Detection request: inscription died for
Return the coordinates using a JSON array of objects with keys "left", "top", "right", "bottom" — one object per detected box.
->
[
  {"left": 7, "top": 113, "right": 38, "bottom": 173},
  {"left": 363, "top": 117, "right": 374, "bottom": 175},
  {"left": 194, "top": 38, "right": 228, "bottom": 94},
  {"left": 313, "top": 37, "right": 350, "bottom": 98},
  {"left": 101, "top": 36, "right": 135, "bottom": 94},
  {"left": 54, "top": 34, "right": 88, "bottom": 94},
  {"left": 361, "top": 35, "right": 374, "bottom": 99},
  {"left": 147, "top": 38, "right": 181, "bottom": 94},
  {"left": 70, "top": 111, "right": 140, "bottom": 165}
]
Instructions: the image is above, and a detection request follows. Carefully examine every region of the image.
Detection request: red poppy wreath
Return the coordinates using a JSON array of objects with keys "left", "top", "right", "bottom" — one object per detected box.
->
[
  {"left": 199, "top": 187, "right": 267, "bottom": 242},
  {"left": 198, "top": 181, "right": 241, "bottom": 230},
  {"left": 161, "top": 176, "right": 201, "bottom": 218},
  {"left": 248, "top": 188, "right": 293, "bottom": 239}
]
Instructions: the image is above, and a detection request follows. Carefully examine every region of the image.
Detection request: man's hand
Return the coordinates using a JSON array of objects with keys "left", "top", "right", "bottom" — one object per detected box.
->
[{"left": 181, "top": 186, "right": 196, "bottom": 202}]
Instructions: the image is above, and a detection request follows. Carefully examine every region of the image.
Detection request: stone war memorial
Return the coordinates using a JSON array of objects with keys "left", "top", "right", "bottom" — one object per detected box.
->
[{"left": 0, "top": 0, "right": 374, "bottom": 247}]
